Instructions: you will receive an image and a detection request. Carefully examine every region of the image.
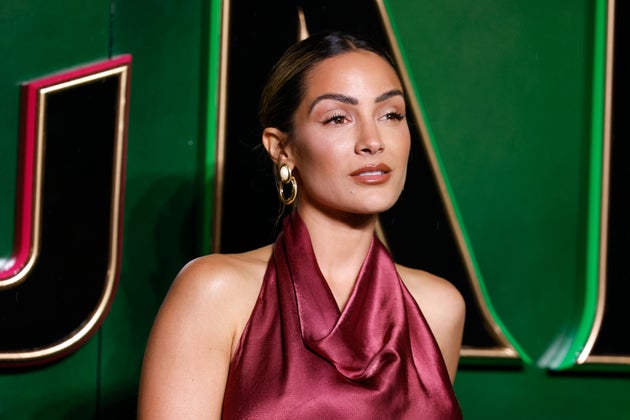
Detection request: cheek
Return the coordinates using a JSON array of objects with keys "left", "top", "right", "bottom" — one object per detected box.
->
[
  {"left": 394, "top": 127, "right": 411, "bottom": 160},
  {"left": 293, "top": 128, "right": 343, "bottom": 171},
  {"left": 297, "top": 146, "right": 339, "bottom": 180}
]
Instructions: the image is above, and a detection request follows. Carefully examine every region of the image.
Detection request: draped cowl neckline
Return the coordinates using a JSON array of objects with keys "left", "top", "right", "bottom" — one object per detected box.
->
[
  {"left": 222, "top": 211, "right": 462, "bottom": 419},
  {"left": 289, "top": 212, "right": 420, "bottom": 382}
]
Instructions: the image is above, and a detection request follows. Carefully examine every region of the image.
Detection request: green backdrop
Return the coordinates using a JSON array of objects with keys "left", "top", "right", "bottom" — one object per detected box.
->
[{"left": 0, "top": 0, "right": 628, "bottom": 418}]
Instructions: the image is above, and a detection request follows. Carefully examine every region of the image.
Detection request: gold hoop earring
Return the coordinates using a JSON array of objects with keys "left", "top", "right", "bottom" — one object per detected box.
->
[{"left": 278, "top": 164, "right": 297, "bottom": 205}]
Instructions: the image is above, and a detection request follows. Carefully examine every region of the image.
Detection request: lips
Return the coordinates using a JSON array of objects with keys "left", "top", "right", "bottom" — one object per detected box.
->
[{"left": 350, "top": 163, "right": 392, "bottom": 185}]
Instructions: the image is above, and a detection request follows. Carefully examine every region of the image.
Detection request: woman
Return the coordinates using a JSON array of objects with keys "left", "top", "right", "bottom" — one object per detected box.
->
[{"left": 138, "top": 32, "right": 465, "bottom": 419}]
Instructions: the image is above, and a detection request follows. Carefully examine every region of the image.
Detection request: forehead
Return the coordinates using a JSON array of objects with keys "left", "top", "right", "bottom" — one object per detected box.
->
[{"left": 304, "top": 50, "right": 402, "bottom": 96}]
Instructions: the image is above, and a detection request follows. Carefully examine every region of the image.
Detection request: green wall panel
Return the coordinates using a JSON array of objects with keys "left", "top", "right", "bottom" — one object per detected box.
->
[
  {"left": 0, "top": 341, "right": 99, "bottom": 419},
  {"left": 98, "top": 0, "right": 206, "bottom": 416},
  {"left": 387, "top": 0, "right": 630, "bottom": 418},
  {"left": 0, "top": 1, "right": 109, "bottom": 418},
  {"left": 455, "top": 365, "right": 630, "bottom": 419},
  {"left": 389, "top": 0, "right": 593, "bottom": 362}
]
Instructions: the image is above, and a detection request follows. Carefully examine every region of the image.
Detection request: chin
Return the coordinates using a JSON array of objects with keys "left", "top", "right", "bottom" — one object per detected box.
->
[
  {"left": 368, "top": 192, "right": 402, "bottom": 212},
  {"left": 354, "top": 198, "right": 399, "bottom": 215}
]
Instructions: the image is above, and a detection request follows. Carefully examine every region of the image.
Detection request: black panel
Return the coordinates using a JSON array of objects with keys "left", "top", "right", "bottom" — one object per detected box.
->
[
  {"left": 591, "top": 1, "right": 630, "bottom": 356},
  {"left": 220, "top": 0, "right": 496, "bottom": 349},
  {"left": 0, "top": 76, "right": 117, "bottom": 351},
  {"left": 220, "top": 4, "right": 299, "bottom": 247}
]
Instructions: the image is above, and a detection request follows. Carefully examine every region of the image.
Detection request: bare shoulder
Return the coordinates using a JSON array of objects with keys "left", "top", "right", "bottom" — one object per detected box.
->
[
  {"left": 138, "top": 245, "right": 272, "bottom": 419},
  {"left": 396, "top": 265, "right": 465, "bottom": 316},
  {"left": 173, "top": 245, "right": 273, "bottom": 343},
  {"left": 396, "top": 264, "right": 465, "bottom": 382},
  {"left": 175, "top": 245, "right": 272, "bottom": 305},
  {"left": 179, "top": 243, "right": 273, "bottom": 283}
]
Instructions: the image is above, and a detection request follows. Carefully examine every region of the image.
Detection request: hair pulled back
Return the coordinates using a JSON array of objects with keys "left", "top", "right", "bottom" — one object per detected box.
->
[{"left": 259, "top": 31, "right": 394, "bottom": 134}]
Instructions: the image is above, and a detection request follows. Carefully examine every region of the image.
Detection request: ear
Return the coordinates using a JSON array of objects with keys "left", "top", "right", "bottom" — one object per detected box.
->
[{"left": 262, "top": 127, "right": 293, "bottom": 165}]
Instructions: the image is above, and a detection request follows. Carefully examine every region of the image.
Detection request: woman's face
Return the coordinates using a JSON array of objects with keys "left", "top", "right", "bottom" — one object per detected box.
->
[{"left": 288, "top": 50, "right": 411, "bottom": 217}]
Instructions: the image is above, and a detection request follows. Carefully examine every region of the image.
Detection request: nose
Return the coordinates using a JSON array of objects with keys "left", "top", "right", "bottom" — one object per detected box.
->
[{"left": 355, "top": 120, "right": 384, "bottom": 155}]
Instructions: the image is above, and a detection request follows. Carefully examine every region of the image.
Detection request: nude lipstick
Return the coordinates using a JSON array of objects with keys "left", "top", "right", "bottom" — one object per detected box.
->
[{"left": 350, "top": 163, "right": 392, "bottom": 185}]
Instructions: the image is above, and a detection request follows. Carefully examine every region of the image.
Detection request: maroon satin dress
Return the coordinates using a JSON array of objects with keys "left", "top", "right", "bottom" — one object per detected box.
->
[{"left": 222, "top": 212, "right": 462, "bottom": 419}]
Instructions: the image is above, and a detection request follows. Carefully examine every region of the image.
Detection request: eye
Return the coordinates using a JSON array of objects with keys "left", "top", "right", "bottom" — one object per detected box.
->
[
  {"left": 387, "top": 112, "right": 405, "bottom": 121},
  {"left": 322, "top": 113, "right": 350, "bottom": 125},
  {"left": 382, "top": 112, "right": 405, "bottom": 122}
]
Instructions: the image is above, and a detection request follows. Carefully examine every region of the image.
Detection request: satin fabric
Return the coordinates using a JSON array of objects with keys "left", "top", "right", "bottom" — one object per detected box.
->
[{"left": 222, "top": 212, "right": 462, "bottom": 419}]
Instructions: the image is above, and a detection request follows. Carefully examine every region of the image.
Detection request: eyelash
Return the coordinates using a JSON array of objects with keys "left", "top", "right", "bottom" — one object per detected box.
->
[
  {"left": 323, "top": 113, "right": 349, "bottom": 125},
  {"left": 384, "top": 112, "right": 405, "bottom": 121},
  {"left": 321, "top": 111, "right": 406, "bottom": 125}
]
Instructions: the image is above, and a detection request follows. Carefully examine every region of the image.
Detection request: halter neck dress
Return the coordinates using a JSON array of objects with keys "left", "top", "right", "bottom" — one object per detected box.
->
[{"left": 222, "top": 211, "right": 462, "bottom": 419}]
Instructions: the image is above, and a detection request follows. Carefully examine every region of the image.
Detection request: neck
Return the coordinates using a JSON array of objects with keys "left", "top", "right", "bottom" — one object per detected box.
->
[{"left": 295, "top": 206, "right": 378, "bottom": 309}]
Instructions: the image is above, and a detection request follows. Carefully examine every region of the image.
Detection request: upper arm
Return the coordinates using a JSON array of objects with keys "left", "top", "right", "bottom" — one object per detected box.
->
[
  {"left": 137, "top": 257, "right": 239, "bottom": 419},
  {"left": 399, "top": 267, "right": 466, "bottom": 383},
  {"left": 426, "top": 281, "right": 465, "bottom": 383}
]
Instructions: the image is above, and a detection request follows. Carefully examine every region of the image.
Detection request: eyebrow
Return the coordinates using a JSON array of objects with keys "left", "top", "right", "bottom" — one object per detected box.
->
[
  {"left": 308, "top": 93, "right": 357, "bottom": 114},
  {"left": 308, "top": 89, "right": 405, "bottom": 114},
  {"left": 375, "top": 89, "right": 404, "bottom": 103}
]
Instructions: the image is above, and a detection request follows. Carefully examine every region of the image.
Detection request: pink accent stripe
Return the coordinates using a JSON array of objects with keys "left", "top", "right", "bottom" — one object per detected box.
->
[{"left": 0, "top": 55, "right": 132, "bottom": 281}]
